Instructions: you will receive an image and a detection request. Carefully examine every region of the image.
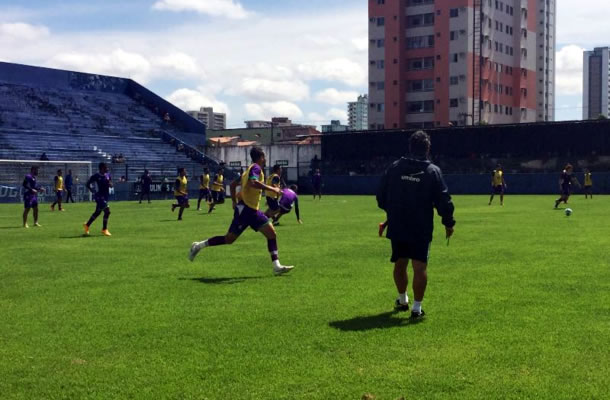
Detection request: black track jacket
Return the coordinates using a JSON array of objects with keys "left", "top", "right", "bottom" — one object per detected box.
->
[{"left": 377, "top": 157, "right": 456, "bottom": 243}]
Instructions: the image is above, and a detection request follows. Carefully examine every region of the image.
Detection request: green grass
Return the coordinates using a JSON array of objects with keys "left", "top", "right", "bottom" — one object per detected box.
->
[{"left": 1, "top": 195, "right": 609, "bottom": 399}]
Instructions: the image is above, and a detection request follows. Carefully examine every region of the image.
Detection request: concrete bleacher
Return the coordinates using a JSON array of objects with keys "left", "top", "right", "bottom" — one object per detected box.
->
[{"left": 0, "top": 62, "right": 214, "bottom": 182}]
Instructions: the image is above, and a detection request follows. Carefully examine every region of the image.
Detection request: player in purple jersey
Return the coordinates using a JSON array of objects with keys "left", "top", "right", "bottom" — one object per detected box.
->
[
  {"left": 554, "top": 164, "right": 580, "bottom": 209},
  {"left": 84, "top": 162, "right": 113, "bottom": 236},
  {"left": 265, "top": 185, "right": 302, "bottom": 225},
  {"left": 22, "top": 166, "right": 45, "bottom": 228},
  {"left": 188, "top": 146, "right": 294, "bottom": 276},
  {"left": 312, "top": 169, "right": 322, "bottom": 200}
]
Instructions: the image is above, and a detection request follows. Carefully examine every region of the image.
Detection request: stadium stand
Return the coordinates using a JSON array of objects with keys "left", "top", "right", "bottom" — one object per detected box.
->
[{"left": 0, "top": 62, "right": 222, "bottom": 183}]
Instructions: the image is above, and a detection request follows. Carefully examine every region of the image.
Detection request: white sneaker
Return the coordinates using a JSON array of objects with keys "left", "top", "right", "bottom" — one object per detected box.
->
[
  {"left": 189, "top": 242, "right": 203, "bottom": 262},
  {"left": 273, "top": 265, "right": 294, "bottom": 276}
]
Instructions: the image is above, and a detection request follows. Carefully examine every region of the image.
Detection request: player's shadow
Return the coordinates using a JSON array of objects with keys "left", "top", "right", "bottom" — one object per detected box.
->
[
  {"left": 60, "top": 235, "right": 90, "bottom": 239},
  {"left": 180, "top": 276, "right": 264, "bottom": 285},
  {"left": 329, "top": 311, "right": 417, "bottom": 331}
]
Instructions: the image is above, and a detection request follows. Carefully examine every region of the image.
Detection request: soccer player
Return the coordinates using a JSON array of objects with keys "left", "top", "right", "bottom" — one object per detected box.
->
[
  {"left": 50, "top": 169, "right": 65, "bottom": 211},
  {"left": 22, "top": 166, "right": 45, "bottom": 228},
  {"left": 83, "top": 162, "right": 113, "bottom": 236},
  {"left": 208, "top": 168, "right": 225, "bottom": 214},
  {"left": 312, "top": 168, "right": 322, "bottom": 200},
  {"left": 266, "top": 184, "right": 303, "bottom": 225},
  {"left": 171, "top": 167, "right": 190, "bottom": 220},
  {"left": 189, "top": 146, "right": 294, "bottom": 276},
  {"left": 139, "top": 169, "right": 152, "bottom": 204},
  {"left": 488, "top": 164, "right": 507, "bottom": 206},
  {"left": 65, "top": 170, "right": 75, "bottom": 203},
  {"left": 584, "top": 168, "right": 593, "bottom": 199},
  {"left": 554, "top": 164, "right": 581, "bottom": 208},
  {"left": 377, "top": 131, "right": 456, "bottom": 320},
  {"left": 264, "top": 164, "right": 282, "bottom": 216},
  {"left": 197, "top": 167, "right": 211, "bottom": 211}
]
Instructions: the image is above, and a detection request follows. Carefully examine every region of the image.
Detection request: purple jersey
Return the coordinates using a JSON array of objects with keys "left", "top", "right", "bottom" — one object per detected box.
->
[
  {"left": 312, "top": 173, "right": 321, "bottom": 186},
  {"left": 88, "top": 172, "right": 111, "bottom": 200},
  {"left": 560, "top": 171, "right": 572, "bottom": 187},
  {"left": 279, "top": 189, "right": 297, "bottom": 209},
  {"left": 22, "top": 174, "right": 39, "bottom": 196}
]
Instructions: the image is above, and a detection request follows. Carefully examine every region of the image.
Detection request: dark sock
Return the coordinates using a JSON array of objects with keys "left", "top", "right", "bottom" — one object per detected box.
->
[
  {"left": 208, "top": 236, "right": 226, "bottom": 246},
  {"left": 267, "top": 239, "right": 278, "bottom": 262}
]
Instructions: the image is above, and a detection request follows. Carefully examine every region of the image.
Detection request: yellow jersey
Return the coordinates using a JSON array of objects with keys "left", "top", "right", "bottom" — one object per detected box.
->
[
  {"left": 200, "top": 174, "right": 210, "bottom": 190},
  {"left": 492, "top": 170, "right": 504, "bottom": 186},
  {"left": 265, "top": 173, "right": 281, "bottom": 199},
  {"left": 239, "top": 163, "right": 264, "bottom": 210},
  {"left": 584, "top": 172, "right": 592, "bottom": 186},
  {"left": 54, "top": 176, "right": 64, "bottom": 191},
  {"left": 211, "top": 173, "right": 224, "bottom": 192},
  {"left": 174, "top": 176, "right": 187, "bottom": 196}
]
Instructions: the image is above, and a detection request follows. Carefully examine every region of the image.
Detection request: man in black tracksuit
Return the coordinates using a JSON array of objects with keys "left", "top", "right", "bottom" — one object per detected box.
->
[{"left": 377, "top": 130, "right": 455, "bottom": 320}]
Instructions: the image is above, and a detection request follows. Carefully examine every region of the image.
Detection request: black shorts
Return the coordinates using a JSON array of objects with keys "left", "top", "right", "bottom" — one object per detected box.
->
[
  {"left": 390, "top": 240, "right": 431, "bottom": 263},
  {"left": 212, "top": 190, "right": 225, "bottom": 203},
  {"left": 492, "top": 185, "right": 504, "bottom": 194}
]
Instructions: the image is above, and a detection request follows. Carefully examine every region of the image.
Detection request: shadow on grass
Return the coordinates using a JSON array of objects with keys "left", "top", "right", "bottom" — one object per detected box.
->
[
  {"left": 329, "top": 311, "right": 420, "bottom": 331},
  {"left": 0, "top": 226, "right": 23, "bottom": 230},
  {"left": 60, "top": 235, "right": 90, "bottom": 239},
  {"left": 159, "top": 219, "right": 178, "bottom": 222},
  {"left": 179, "top": 276, "right": 264, "bottom": 285}
]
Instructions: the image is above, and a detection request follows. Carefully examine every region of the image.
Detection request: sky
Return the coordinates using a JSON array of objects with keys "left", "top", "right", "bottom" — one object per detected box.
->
[{"left": 0, "top": 0, "right": 607, "bottom": 128}]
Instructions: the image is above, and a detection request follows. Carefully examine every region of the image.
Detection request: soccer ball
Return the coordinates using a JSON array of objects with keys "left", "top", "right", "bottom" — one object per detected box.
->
[{"left": 565, "top": 208, "right": 573, "bottom": 216}]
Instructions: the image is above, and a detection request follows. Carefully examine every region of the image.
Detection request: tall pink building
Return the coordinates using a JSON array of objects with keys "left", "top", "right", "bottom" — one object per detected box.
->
[{"left": 368, "top": 0, "right": 555, "bottom": 130}]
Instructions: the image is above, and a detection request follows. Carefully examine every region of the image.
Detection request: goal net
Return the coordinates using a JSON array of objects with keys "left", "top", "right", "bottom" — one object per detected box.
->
[{"left": 0, "top": 160, "right": 93, "bottom": 203}]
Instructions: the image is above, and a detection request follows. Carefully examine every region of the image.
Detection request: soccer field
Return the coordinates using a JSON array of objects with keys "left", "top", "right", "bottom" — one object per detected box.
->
[{"left": 1, "top": 195, "right": 609, "bottom": 399}]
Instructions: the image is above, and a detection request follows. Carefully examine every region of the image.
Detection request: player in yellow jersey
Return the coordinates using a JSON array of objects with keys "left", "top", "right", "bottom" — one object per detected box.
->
[
  {"left": 583, "top": 168, "right": 593, "bottom": 199},
  {"left": 189, "top": 146, "right": 294, "bottom": 275},
  {"left": 197, "top": 167, "right": 212, "bottom": 210},
  {"left": 264, "top": 164, "right": 282, "bottom": 215},
  {"left": 171, "top": 167, "right": 190, "bottom": 220},
  {"left": 208, "top": 168, "right": 225, "bottom": 214},
  {"left": 488, "top": 164, "right": 507, "bottom": 206},
  {"left": 50, "top": 169, "right": 65, "bottom": 211}
]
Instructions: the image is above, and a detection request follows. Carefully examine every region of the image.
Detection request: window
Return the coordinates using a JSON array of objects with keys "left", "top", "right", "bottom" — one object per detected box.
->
[
  {"left": 407, "top": 101, "right": 435, "bottom": 113},
  {"left": 407, "top": 57, "right": 434, "bottom": 70},
  {"left": 450, "top": 76, "right": 459, "bottom": 85},
  {"left": 377, "top": 17, "right": 385, "bottom": 26},
  {"left": 406, "top": 35, "right": 434, "bottom": 49},
  {"left": 377, "top": 103, "right": 385, "bottom": 112},
  {"left": 452, "top": 53, "right": 458, "bottom": 63},
  {"left": 377, "top": 39, "right": 384, "bottom": 48},
  {"left": 450, "top": 98, "right": 459, "bottom": 107},
  {"left": 407, "top": 13, "right": 435, "bottom": 27},
  {"left": 450, "top": 31, "right": 458, "bottom": 40},
  {"left": 450, "top": 8, "right": 459, "bottom": 17},
  {"left": 407, "top": 79, "right": 435, "bottom": 92},
  {"left": 377, "top": 0, "right": 385, "bottom": 4},
  {"left": 407, "top": 0, "right": 434, "bottom": 5},
  {"left": 376, "top": 60, "right": 385, "bottom": 69},
  {"left": 376, "top": 82, "right": 385, "bottom": 90}
]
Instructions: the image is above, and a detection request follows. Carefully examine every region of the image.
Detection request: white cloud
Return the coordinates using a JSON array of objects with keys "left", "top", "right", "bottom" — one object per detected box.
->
[
  {"left": 245, "top": 101, "right": 303, "bottom": 120},
  {"left": 297, "top": 58, "right": 366, "bottom": 87},
  {"left": 306, "top": 112, "right": 327, "bottom": 124},
  {"left": 302, "top": 34, "right": 342, "bottom": 48},
  {"left": 314, "top": 88, "right": 359, "bottom": 105},
  {"left": 326, "top": 108, "right": 348, "bottom": 122},
  {"left": 152, "top": 0, "right": 250, "bottom": 19},
  {"left": 351, "top": 37, "right": 368, "bottom": 52},
  {"left": 48, "top": 48, "right": 152, "bottom": 82},
  {"left": 152, "top": 52, "right": 204, "bottom": 79},
  {"left": 166, "top": 87, "right": 230, "bottom": 115},
  {"left": 238, "top": 78, "right": 309, "bottom": 102},
  {"left": 0, "top": 22, "right": 49, "bottom": 41},
  {"left": 556, "top": 45, "right": 585, "bottom": 96}
]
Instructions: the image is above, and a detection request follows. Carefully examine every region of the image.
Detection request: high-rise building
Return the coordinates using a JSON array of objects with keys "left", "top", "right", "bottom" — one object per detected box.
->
[
  {"left": 187, "top": 107, "right": 226, "bottom": 130},
  {"left": 348, "top": 94, "right": 369, "bottom": 130},
  {"left": 368, "top": 0, "right": 555, "bottom": 130},
  {"left": 583, "top": 47, "right": 610, "bottom": 120}
]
